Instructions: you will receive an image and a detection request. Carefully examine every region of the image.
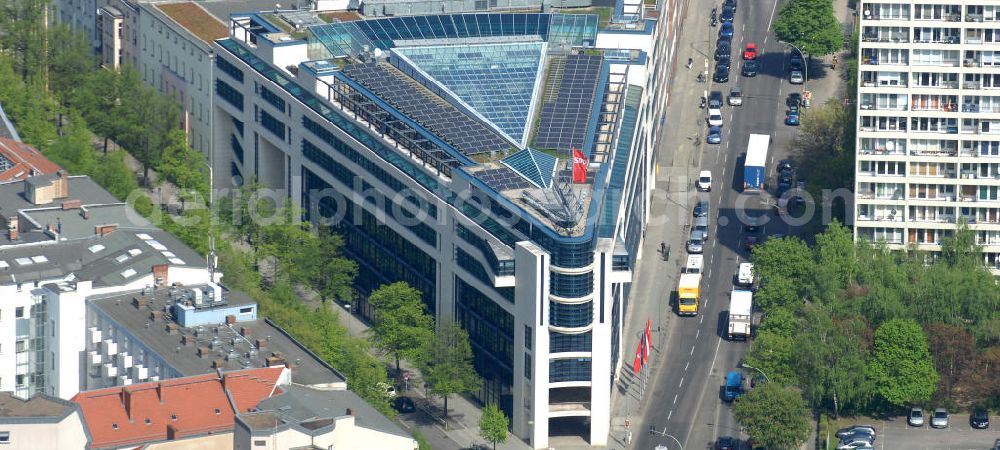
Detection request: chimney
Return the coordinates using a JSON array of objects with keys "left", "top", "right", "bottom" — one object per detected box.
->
[
  {"left": 56, "top": 170, "right": 69, "bottom": 198},
  {"left": 61, "top": 199, "right": 81, "bottom": 210},
  {"left": 95, "top": 224, "right": 118, "bottom": 236},
  {"left": 156, "top": 383, "right": 165, "bottom": 404},
  {"left": 345, "top": 408, "right": 354, "bottom": 416},
  {"left": 121, "top": 388, "right": 135, "bottom": 422},
  {"left": 81, "top": 206, "right": 89, "bottom": 220},
  {"left": 6, "top": 215, "right": 17, "bottom": 241},
  {"left": 240, "top": 327, "right": 251, "bottom": 337}
]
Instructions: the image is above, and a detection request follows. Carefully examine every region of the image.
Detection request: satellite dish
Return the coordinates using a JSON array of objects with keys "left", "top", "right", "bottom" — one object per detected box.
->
[
  {"left": 373, "top": 48, "right": 383, "bottom": 58},
  {"left": 886, "top": 141, "right": 895, "bottom": 151}
]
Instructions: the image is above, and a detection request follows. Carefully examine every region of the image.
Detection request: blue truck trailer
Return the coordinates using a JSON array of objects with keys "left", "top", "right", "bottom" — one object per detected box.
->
[{"left": 742, "top": 134, "right": 770, "bottom": 192}]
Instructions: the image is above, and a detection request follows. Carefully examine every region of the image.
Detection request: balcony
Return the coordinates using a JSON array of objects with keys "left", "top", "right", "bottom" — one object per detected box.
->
[
  {"left": 967, "top": 13, "right": 984, "bottom": 22},
  {"left": 856, "top": 215, "right": 905, "bottom": 223},
  {"left": 910, "top": 215, "right": 956, "bottom": 223},
  {"left": 860, "top": 103, "right": 908, "bottom": 111},
  {"left": 909, "top": 149, "right": 957, "bottom": 157},
  {"left": 860, "top": 148, "right": 907, "bottom": 156},
  {"left": 862, "top": 35, "right": 909, "bottom": 43},
  {"left": 964, "top": 59, "right": 983, "bottom": 68},
  {"left": 965, "top": 81, "right": 983, "bottom": 90}
]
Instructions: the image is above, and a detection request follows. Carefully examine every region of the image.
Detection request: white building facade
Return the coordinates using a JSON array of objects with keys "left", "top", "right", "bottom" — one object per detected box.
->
[
  {"left": 855, "top": 0, "right": 1000, "bottom": 268},
  {"left": 212, "top": 4, "right": 682, "bottom": 447}
]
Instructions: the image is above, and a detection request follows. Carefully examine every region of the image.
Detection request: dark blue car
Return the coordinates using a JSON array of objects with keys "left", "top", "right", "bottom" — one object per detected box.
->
[
  {"left": 785, "top": 109, "right": 800, "bottom": 126},
  {"left": 719, "top": 22, "right": 734, "bottom": 39},
  {"left": 708, "top": 126, "right": 722, "bottom": 144}
]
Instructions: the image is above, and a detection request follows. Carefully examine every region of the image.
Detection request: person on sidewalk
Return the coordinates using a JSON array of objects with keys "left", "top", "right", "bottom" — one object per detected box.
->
[{"left": 686, "top": 58, "right": 693, "bottom": 69}]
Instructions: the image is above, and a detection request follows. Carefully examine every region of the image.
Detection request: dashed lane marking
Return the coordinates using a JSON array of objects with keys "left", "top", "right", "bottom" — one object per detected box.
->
[
  {"left": 673, "top": 394, "right": 679, "bottom": 404},
  {"left": 685, "top": 362, "right": 690, "bottom": 371},
  {"left": 679, "top": 377, "right": 685, "bottom": 388},
  {"left": 696, "top": 329, "right": 701, "bottom": 339},
  {"left": 690, "top": 345, "right": 696, "bottom": 356}
]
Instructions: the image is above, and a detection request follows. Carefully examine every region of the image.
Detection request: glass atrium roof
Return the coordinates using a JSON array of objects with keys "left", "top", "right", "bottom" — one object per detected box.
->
[
  {"left": 394, "top": 42, "right": 545, "bottom": 146},
  {"left": 502, "top": 148, "right": 558, "bottom": 189},
  {"left": 309, "top": 13, "right": 598, "bottom": 58}
]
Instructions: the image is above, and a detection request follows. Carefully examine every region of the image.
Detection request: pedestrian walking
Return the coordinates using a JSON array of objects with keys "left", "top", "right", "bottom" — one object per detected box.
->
[{"left": 686, "top": 58, "right": 693, "bottom": 69}]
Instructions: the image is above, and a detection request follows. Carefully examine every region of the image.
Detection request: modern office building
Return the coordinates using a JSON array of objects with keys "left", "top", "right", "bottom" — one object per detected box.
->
[
  {"left": 212, "top": 2, "right": 681, "bottom": 446},
  {"left": 855, "top": 1, "right": 1000, "bottom": 269},
  {"left": 357, "top": 0, "right": 593, "bottom": 17}
]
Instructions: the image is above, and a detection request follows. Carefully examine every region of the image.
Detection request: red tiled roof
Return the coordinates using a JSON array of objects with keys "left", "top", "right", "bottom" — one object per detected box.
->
[
  {"left": 0, "top": 137, "right": 61, "bottom": 182},
  {"left": 72, "top": 367, "right": 284, "bottom": 449}
]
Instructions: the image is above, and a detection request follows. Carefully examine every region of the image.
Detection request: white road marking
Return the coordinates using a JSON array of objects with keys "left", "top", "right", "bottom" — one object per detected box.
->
[
  {"left": 699, "top": 316, "right": 704, "bottom": 324},
  {"left": 679, "top": 377, "right": 685, "bottom": 388},
  {"left": 684, "top": 361, "right": 690, "bottom": 371},
  {"left": 696, "top": 329, "right": 701, "bottom": 339},
  {"left": 668, "top": 410, "right": 673, "bottom": 421},
  {"left": 690, "top": 345, "right": 696, "bottom": 355},
  {"left": 673, "top": 394, "right": 678, "bottom": 404},
  {"left": 681, "top": 336, "right": 727, "bottom": 445},
  {"left": 766, "top": 0, "right": 779, "bottom": 38}
]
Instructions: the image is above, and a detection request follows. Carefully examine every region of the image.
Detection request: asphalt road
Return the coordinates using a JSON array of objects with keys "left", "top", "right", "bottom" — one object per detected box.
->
[{"left": 635, "top": 0, "right": 807, "bottom": 447}]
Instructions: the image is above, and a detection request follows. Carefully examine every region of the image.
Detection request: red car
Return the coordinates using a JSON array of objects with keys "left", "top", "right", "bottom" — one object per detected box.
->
[{"left": 743, "top": 42, "right": 757, "bottom": 60}]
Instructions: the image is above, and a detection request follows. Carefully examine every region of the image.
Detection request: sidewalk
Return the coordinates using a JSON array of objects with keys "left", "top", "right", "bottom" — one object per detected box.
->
[{"left": 335, "top": 302, "right": 531, "bottom": 450}]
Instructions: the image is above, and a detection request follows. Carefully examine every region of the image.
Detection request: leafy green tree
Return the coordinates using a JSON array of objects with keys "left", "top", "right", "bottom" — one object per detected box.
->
[
  {"left": 368, "top": 282, "right": 434, "bottom": 373},
  {"left": 118, "top": 73, "right": 178, "bottom": 186},
  {"left": 478, "top": 403, "right": 509, "bottom": 450},
  {"left": 744, "top": 330, "right": 798, "bottom": 386},
  {"left": 795, "top": 305, "right": 874, "bottom": 417},
  {"left": 867, "top": 318, "right": 938, "bottom": 407},
  {"left": 751, "top": 236, "right": 815, "bottom": 286},
  {"left": 732, "top": 383, "right": 811, "bottom": 450},
  {"left": 159, "top": 129, "right": 209, "bottom": 197},
  {"left": 419, "top": 322, "right": 482, "bottom": 418},
  {"left": 298, "top": 231, "right": 357, "bottom": 304},
  {"left": 811, "top": 221, "right": 856, "bottom": 304},
  {"left": 773, "top": 0, "right": 843, "bottom": 57},
  {"left": 46, "top": 25, "right": 95, "bottom": 102},
  {"left": 925, "top": 323, "right": 985, "bottom": 403},
  {"left": 0, "top": 0, "right": 50, "bottom": 84}
]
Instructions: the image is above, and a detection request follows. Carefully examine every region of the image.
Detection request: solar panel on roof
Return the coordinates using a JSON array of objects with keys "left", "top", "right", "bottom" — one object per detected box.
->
[
  {"left": 534, "top": 54, "right": 603, "bottom": 154},
  {"left": 341, "top": 62, "right": 510, "bottom": 157},
  {"left": 476, "top": 167, "right": 534, "bottom": 191}
]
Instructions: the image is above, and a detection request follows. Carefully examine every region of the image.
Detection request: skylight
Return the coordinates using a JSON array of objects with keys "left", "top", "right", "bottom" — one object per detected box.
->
[
  {"left": 15, "top": 257, "right": 33, "bottom": 266},
  {"left": 147, "top": 240, "right": 167, "bottom": 251},
  {"left": 136, "top": 233, "right": 153, "bottom": 240},
  {"left": 31, "top": 255, "right": 48, "bottom": 264},
  {"left": 0, "top": 260, "right": 7, "bottom": 269},
  {"left": 127, "top": 248, "right": 142, "bottom": 256},
  {"left": 168, "top": 258, "right": 185, "bottom": 265},
  {"left": 88, "top": 244, "right": 106, "bottom": 253},
  {"left": 115, "top": 254, "right": 129, "bottom": 263},
  {"left": 161, "top": 251, "right": 176, "bottom": 258},
  {"left": 121, "top": 268, "right": 137, "bottom": 278}
]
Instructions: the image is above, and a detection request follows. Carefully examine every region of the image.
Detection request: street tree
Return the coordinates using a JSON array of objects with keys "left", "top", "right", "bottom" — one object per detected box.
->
[
  {"left": 925, "top": 323, "right": 984, "bottom": 403},
  {"left": 744, "top": 330, "right": 798, "bottom": 386},
  {"left": 773, "top": 0, "right": 843, "bottom": 57},
  {"left": 298, "top": 231, "right": 357, "bottom": 304},
  {"left": 119, "top": 76, "right": 178, "bottom": 186},
  {"left": 795, "top": 305, "right": 874, "bottom": 417},
  {"left": 159, "top": 130, "right": 209, "bottom": 198},
  {"left": 751, "top": 236, "right": 815, "bottom": 286},
  {"left": 732, "top": 383, "right": 811, "bottom": 450},
  {"left": 478, "top": 403, "right": 509, "bottom": 450},
  {"left": 867, "top": 318, "right": 938, "bottom": 407},
  {"left": 811, "top": 221, "right": 857, "bottom": 304},
  {"left": 368, "top": 282, "right": 435, "bottom": 373},
  {"left": 419, "top": 322, "right": 482, "bottom": 418}
]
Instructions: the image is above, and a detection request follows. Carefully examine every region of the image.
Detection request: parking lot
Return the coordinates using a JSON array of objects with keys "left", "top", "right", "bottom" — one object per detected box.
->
[{"left": 856, "top": 414, "right": 1000, "bottom": 450}]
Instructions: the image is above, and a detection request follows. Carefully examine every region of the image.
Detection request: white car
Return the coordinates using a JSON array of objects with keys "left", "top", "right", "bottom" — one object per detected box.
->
[
  {"left": 736, "top": 262, "right": 754, "bottom": 286},
  {"left": 908, "top": 407, "right": 924, "bottom": 427},
  {"left": 708, "top": 107, "right": 724, "bottom": 126},
  {"left": 696, "top": 170, "right": 712, "bottom": 192}
]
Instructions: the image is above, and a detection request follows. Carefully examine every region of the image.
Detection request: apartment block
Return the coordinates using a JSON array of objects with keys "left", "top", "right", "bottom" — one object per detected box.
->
[{"left": 856, "top": 1, "right": 1000, "bottom": 268}]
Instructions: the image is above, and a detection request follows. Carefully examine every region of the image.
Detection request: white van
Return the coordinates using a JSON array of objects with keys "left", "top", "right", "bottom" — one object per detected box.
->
[
  {"left": 736, "top": 262, "right": 754, "bottom": 287},
  {"left": 684, "top": 255, "right": 704, "bottom": 274}
]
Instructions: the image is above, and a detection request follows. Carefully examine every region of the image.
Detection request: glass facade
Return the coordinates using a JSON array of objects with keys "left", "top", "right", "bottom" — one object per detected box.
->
[
  {"left": 550, "top": 331, "right": 592, "bottom": 353},
  {"left": 260, "top": 85, "right": 286, "bottom": 112},
  {"left": 549, "top": 300, "right": 592, "bottom": 328},
  {"left": 231, "top": 134, "right": 244, "bottom": 164},
  {"left": 259, "top": 109, "right": 285, "bottom": 140},
  {"left": 393, "top": 42, "right": 545, "bottom": 144},
  {"left": 216, "top": 79, "right": 244, "bottom": 111},
  {"left": 455, "top": 278, "right": 513, "bottom": 421},
  {"left": 549, "top": 271, "right": 593, "bottom": 297},
  {"left": 549, "top": 358, "right": 592, "bottom": 383},
  {"left": 216, "top": 56, "right": 245, "bottom": 83}
]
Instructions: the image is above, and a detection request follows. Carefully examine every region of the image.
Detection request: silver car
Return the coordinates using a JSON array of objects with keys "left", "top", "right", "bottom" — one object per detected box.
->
[
  {"left": 686, "top": 230, "right": 704, "bottom": 254},
  {"left": 930, "top": 408, "right": 948, "bottom": 428},
  {"left": 694, "top": 216, "right": 710, "bottom": 240},
  {"left": 908, "top": 407, "right": 924, "bottom": 427},
  {"left": 789, "top": 69, "right": 804, "bottom": 84}
]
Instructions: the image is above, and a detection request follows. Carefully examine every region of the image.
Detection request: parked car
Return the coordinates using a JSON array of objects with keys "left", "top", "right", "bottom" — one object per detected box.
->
[
  {"left": 908, "top": 407, "right": 924, "bottom": 427},
  {"left": 719, "top": 22, "right": 734, "bottom": 39},
  {"left": 970, "top": 409, "right": 990, "bottom": 429},
  {"left": 789, "top": 69, "right": 804, "bottom": 84},
  {"left": 716, "top": 42, "right": 731, "bottom": 60},
  {"left": 743, "top": 42, "right": 758, "bottom": 60},
  {"left": 696, "top": 170, "right": 713, "bottom": 191},
  {"left": 742, "top": 60, "right": 759, "bottom": 77},
  {"left": 687, "top": 231, "right": 705, "bottom": 254},
  {"left": 836, "top": 441, "right": 873, "bottom": 450},
  {"left": 393, "top": 396, "right": 416, "bottom": 413},
  {"left": 787, "top": 92, "right": 802, "bottom": 108},
  {"left": 693, "top": 200, "right": 710, "bottom": 217},
  {"left": 790, "top": 50, "right": 803, "bottom": 70},
  {"left": 714, "top": 65, "right": 730, "bottom": 83},
  {"left": 839, "top": 431, "right": 874, "bottom": 444},
  {"left": 720, "top": 5, "right": 735, "bottom": 22},
  {"left": 930, "top": 408, "right": 949, "bottom": 428},
  {"left": 708, "top": 107, "right": 724, "bottom": 126},
  {"left": 836, "top": 426, "right": 877, "bottom": 440},
  {"left": 743, "top": 235, "right": 759, "bottom": 251},
  {"left": 694, "top": 216, "right": 709, "bottom": 240},
  {"left": 724, "top": 0, "right": 736, "bottom": 7},
  {"left": 728, "top": 86, "right": 743, "bottom": 106},
  {"left": 707, "top": 125, "right": 722, "bottom": 144},
  {"left": 994, "top": 438, "right": 1000, "bottom": 450},
  {"left": 785, "top": 109, "right": 800, "bottom": 126},
  {"left": 716, "top": 436, "right": 736, "bottom": 450},
  {"left": 777, "top": 159, "right": 793, "bottom": 172}
]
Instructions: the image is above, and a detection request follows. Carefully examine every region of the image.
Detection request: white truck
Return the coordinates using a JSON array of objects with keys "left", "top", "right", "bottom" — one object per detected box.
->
[
  {"left": 736, "top": 262, "right": 754, "bottom": 287},
  {"left": 727, "top": 289, "right": 753, "bottom": 341}
]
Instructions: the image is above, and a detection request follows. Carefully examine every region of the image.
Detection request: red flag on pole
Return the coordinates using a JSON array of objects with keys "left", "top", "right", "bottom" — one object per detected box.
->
[
  {"left": 643, "top": 319, "right": 652, "bottom": 365},
  {"left": 632, "top": 342, "right": 642, "bottom": 373},
  {"left": 572, "top": 148, "right": 588, "bottom": 183}
]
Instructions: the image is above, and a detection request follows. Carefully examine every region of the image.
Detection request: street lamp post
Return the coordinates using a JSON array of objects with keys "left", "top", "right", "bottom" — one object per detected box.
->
[
  {"left": 649, "top": 427, "right": 684, "bottom": 450},
  {"left": 741, "top": 361, "right": 770, "bottom": 383},
  {"left": 779, "top": 40, "right": 808, "bottom": 91}
]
